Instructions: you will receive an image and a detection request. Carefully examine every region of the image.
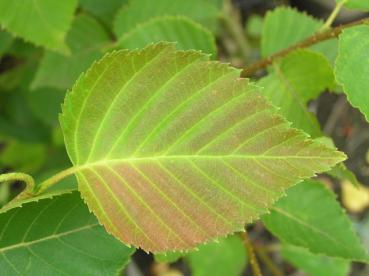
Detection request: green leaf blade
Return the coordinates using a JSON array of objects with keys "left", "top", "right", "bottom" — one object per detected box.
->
[
  {"left": 258, "top": 49, "right": 334, "bottom": 137},
  {"left": 263, "top": 180, "right": 369, "bottom": 262},
  {"left": 113, "top": 0, "right": 220, "bottom": 37},
  {"left": 61, "top": 43, "right": 345, "bottom": 252},
  {"left": 0, "top": 0, "right": 78, "bottom": 53},
  {"left": 117, "top": 16, "right": 217, "bottom": 56},
  {"left": 0, "top": 192, "right": 134, "bottom": 275},
  {"left": 335, "top": 25, "right": 369, "bottom": 121}
]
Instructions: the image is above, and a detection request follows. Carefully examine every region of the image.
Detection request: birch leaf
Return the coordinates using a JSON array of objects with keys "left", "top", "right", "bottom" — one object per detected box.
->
[
  {"left": 60, "top": 43, "right": 345, "bottom": 252},
  {"left": 0, "top": 192, "right": 134, "bottom": 275},
  {"left": 0, "top": 0, "right": 78, "bottom": 53},
  {"left": 335, "top": 25, "right": 369, "bottom": 122}
]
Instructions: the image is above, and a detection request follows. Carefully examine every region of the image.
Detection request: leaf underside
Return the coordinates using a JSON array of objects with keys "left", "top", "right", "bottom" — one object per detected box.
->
[{"left": 61, "top": 43, "right": 344, "bottom": 252}]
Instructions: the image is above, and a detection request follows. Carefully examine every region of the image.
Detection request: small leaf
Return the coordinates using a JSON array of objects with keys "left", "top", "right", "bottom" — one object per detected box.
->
[
  {"left": 263, "top": 180, "right": 369, "bottom": 262},
  {"left": 0, "top": 0, "right": 78, "bottom": 53},
  {"left": 0, "top": 192, "right": 134, "bottom": 275},
  {"left": 61, "top": 43, "right": 344, "bottom": 252},
  {"left": 32, "top": 14, "right": 111, "bottom": 91},
  {"left": 282, "top": 244, "right": 350, "bottom": 276},
  {"left": 113, "top": 0, "right": 220, "bottom": 37},
  {"left": 186, "top": 235, "right": 247, "bottom": 276},
  {"left": 258, "top": 50, "right": 334, "bottom": 137},
  {"left": 117, "top": 16, "right": 217, "bottom": 56},
  {"left": 335, "top": 25, "right": 369, "bottom": 121}
]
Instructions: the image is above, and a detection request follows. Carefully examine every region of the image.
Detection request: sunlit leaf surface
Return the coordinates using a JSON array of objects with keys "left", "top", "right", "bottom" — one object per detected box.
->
[{"left": 61, "top": 43, "right": 344, "bottom": 252}]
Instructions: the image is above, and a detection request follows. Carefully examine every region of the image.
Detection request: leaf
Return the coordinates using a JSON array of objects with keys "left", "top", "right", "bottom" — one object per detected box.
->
[
  {"left": 262, "top": 179, "right": 369, "bottom": 262},
  {"left": 79, "top": 0, "right": 127, "bottom": 26},
  {"left": 0, "top": 89, "right": 49, "bottom": 142},
  {"left": 282, "top": 244, "right": 350, "bottom": 276},
  {"left": 335, "top": 25, "right": 369, "bottom": 121},
  {"left": 113, "top": 0, "right": 220, "bottom": 37},
  {"left": 32, "top": 14, "right": 111, "bottom": 91},
  {"left": 186, "top": 235, "right": 247, "bottom": 276},
  {"left": 0, "top": 30, "right": 13, "bottom": 57},
  {"left": 258, "top": 49, "right": 335, "bottom": 137},
  {"left": 27, "top": 88, "right": 66, "bottom": 126},
  {"left": 0, "top": 140, "right": 46, "bottom": 174},
  {"left": 117, "top": 16, "right": 217, "bottom": 56},
  {"left": 261, "top": 7, "right": 321, "bottom": 57},
  {"left": 155, "top": 251, "right": 184, "bottom": 263},
  {"left": 337, "top": 0, "right": 369, "bottom": 11},
  {"left": 0, "top": 0, "right": 78, "bottom": 53},
  {"left": 60, "top": 43, "right": 344, "bottom": 252},
  {"left": 0, "top": 192, "right": 134, "bottom": 275}
]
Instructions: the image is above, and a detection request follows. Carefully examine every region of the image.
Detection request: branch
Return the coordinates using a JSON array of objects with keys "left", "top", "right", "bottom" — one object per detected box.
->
[{"left": 241, "top": 17, "right": 369, "bottom": 77}]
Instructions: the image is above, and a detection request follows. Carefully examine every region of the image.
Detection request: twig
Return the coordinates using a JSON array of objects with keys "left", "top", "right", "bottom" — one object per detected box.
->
[
  {"left": 241, "top": 231, "right": 262, "bottom": 276},
  {"left": 241, "top": 17, "right": 369, "bottom": 77}
]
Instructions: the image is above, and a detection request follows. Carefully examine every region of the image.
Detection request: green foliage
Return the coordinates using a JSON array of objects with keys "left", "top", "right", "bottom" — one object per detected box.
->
[
  {"left": 0, "top": 31, "right": 13, "bottom": 57},
  {"left": 261, "top": 7, "right": 321, "bottom": 57},
  {"left": 263, "top": 180, "right": 369, "bottom": 261},
  {"left": 335, "top": 25, "right": 369, "bottom": 121},
  {"left": 186, "top": 235, "right": 247, "bottom": 276},
  {"left": 258, "top": 49, "right": 334, "bottom": 137},
  {"left": 117, "top": 16, "right": 217, "bottom": 56},
  {"left": 338, "top": 0, "right": 369, "bottom": 11},
  {"left": 32, "top": 14, "right": 111, "bottom": 91},
  {"left": 113, "top": 0, "right": 220, "bottom": 37},
  {"left": 61, "top": 42, "right": 343, "bottom": 252},
  {"left": 281, "top": 244, "right": 350, "bottom": 276},
  {"left": 79, "top": 0, "right": 127, "bottom": 26},
  {"left": 0, "top": 140, "right": 46, "bottom": 173},
  {"left": 0, "top": 0, "right": 369, "bottom": 274},
  {"left": 0, "top": 0, "right": 78, "bottom": 53},
  {"left": 0, "top": 192, "right": 134, "bottom": 275}
]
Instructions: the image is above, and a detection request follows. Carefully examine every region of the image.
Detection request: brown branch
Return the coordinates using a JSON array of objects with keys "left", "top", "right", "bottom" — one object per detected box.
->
[
  {"left": 241, "top": 231, "right": 263, "bottom": 276},
  {"left": 241, "top": 17, "right": 369, "bottom": 77}
]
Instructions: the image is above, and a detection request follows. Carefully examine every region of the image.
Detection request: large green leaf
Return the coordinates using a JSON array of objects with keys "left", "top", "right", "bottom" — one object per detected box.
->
[
  {"left": 113, "top": 0, "right": 220, "bottom": 37},
  {"left": 263, "top": 180, "right": 369, "bottom": 262},
  {"left": 117, "top": 16, "right": 217, "bottom": 56},
  {"left": 0, "top": 192, "right": 134, "bottom": 275},
  {"left": 32, "top": 14, "right": 111, "bottom": 91},
  {"left": 258, "top": 50, "right": 334, "bottom": 137},
  {"left": 335, "top": 25, "right": 369, "bottom": 122},
  {"left": 0, "top": 0, "right": 78, "bottom": 53},
  {"left": 282, "top": 244, "right": 350, "bottom": 276},
  {"left": 186, "top": 235, "right": 247, "bottom": 276},
  {"left": 60, "top": 43, "right": 344, "bottom": 252}
]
